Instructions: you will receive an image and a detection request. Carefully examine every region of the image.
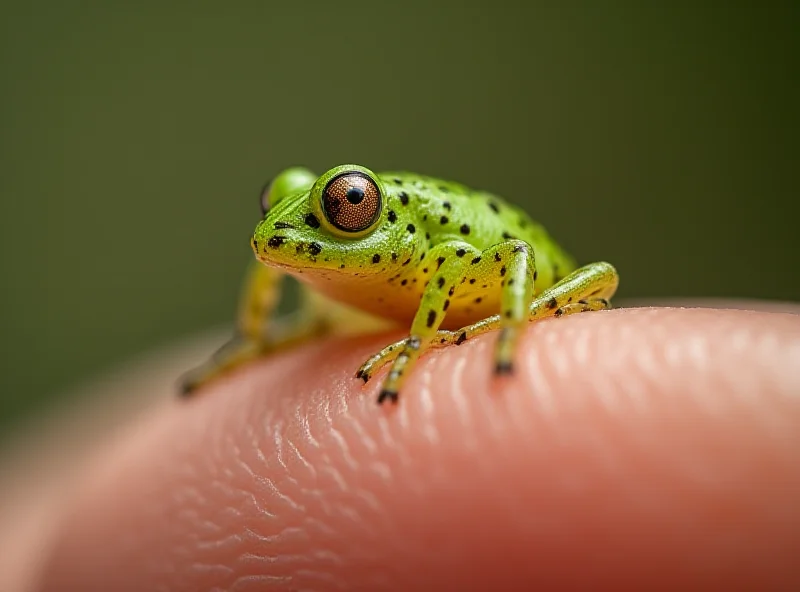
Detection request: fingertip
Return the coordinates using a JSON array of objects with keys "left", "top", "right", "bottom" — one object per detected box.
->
[{"left": 36, "top": 307, "right": 800, "bottom": 591}]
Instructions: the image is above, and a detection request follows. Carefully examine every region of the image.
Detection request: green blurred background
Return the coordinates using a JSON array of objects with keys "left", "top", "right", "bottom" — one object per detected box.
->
[{"left": 1, "top": 1, "right": 797, "bottom": 438}]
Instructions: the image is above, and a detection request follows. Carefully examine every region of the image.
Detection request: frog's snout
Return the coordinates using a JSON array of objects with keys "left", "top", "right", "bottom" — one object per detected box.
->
[
  {"left": 250, "top": 220, "right": 308, "bottom": 268},
  {"left": 251, "top": 222, "right": 286, "bottom": 262}
]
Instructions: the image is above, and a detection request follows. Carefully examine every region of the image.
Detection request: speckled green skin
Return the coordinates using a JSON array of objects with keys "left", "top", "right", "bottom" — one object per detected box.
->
[
  {"left": 181, "top": 164, "right": 619, "bottom": 404},
  {"left": 252, "top": 164, "right": 577, "bottom": 331}
]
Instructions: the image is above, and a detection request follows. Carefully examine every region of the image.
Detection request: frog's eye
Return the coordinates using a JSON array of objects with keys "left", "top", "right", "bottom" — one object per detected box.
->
[
  {"left": 260, "top": 167, "right": 318, "bottom": 216},
  {"left": 321, "top": 172, "right": 382, "bottom": 233},
  {"left": 259, "top": 180, "right": 272, "bottom": 216}
]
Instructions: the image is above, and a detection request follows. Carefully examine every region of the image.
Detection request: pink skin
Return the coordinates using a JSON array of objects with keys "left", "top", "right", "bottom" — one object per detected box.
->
[{"left": 8, "top": 306, "right": 800, "bottom": 591}]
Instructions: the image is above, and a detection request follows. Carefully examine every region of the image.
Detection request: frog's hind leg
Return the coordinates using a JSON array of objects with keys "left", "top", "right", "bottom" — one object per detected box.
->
[
  {"left": 490, "top": 241, "right": 536, "bottom": 374},
  {"left": 432, "top": 260, "right": 618, "bottom": 374}
]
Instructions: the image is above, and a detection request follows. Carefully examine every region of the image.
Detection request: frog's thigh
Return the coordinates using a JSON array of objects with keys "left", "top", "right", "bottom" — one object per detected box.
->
[{"left": 376, "top": 244, "right": 470, "bottom": 404}]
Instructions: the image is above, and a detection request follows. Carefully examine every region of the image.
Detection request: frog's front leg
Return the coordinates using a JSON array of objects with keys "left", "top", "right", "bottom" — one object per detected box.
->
[
  {"left": 368, "top": 239, "right": 542, "bottom": 402},
  {"left": 363, "top": 239, "right": 535, "bottom": 388},
  {"left": 179, "top": 260, "right": 329, "bottom": 397},
  {"left": 376, "top": 244, "right": 471, "bottom": 404}
]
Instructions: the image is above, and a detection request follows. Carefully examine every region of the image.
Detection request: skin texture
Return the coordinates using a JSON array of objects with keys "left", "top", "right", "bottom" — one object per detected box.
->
[
  {"left": 181, "top": 164, "right": 619, "bottom": 402},
  {"left": 6, "top": 304, "right": 799, "bottom": 591}
]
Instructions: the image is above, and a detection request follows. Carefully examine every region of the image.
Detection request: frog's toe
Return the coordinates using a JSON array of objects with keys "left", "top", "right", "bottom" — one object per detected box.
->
[
  {"left": 377, "top": 388, "right": 399, "bottom": 405},
  {"left": 177, "top": 366, "right": 211, "bottom": 398},
  {"left": 178, "top": 377, "right": 198, "bottom": 397},
  {"left": 356, "top": 357, "right": 388, "bottom": 383},
  {"left": 356, "top": 354, "right": 384, "bottom": 383},
  {"left": 355, "top": 367, "right": 370, "bottom": 383},
  {"left": 356, "top": 340, "right": 409, "bottom": 385},
  {"left": 494, "top": 360, "right": 515, "bottom": 375}
]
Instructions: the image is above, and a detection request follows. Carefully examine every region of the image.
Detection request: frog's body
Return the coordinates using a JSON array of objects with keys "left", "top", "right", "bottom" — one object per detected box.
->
[
  {"left": 181, "top": 164, "right": 619, "bottom": 404},
  {"left": 257, "top": 170, "right": 576, "bottom": 330}
]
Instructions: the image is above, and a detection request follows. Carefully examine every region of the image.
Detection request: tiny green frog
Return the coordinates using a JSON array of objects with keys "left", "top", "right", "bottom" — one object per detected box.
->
[{"left": 181, "top": 164, "right": 619, "bottom": 404}]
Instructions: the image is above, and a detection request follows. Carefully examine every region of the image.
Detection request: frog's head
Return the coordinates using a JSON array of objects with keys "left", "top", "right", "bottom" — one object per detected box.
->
[{"left": 252, "top": 164, "right": 417, "bottom": 281}]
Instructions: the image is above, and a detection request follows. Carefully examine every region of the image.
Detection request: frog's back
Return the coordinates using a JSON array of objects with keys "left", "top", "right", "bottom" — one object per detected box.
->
[{"left": 377, "top": 170, "right": 577, "bottom": 291}]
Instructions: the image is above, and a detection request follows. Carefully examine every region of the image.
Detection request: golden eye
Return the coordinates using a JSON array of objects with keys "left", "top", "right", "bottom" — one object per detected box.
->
[{"left": 321, "top": 172, "right": 382, "bottom": 233}]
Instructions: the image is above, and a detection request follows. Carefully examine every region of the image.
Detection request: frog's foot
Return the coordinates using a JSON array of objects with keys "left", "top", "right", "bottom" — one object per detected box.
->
[
  {"left": 179, "top": 335, "right": 262, "bottom": 397},
  {"left": 355, "top": 320, "right": 506, "bottom": 386},
  {"left": 355, "top": 331, "right": 456, "bottom": 384}
]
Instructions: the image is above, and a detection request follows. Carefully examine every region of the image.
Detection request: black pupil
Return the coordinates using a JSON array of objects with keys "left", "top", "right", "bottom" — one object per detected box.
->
[{"left": 346, "top": 187, "right": 365, "bottom": 204}]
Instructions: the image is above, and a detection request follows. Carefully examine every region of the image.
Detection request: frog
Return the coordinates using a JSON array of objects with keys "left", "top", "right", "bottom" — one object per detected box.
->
[{"left": 179, "top": 164, "right": 619, "bottom": 404}]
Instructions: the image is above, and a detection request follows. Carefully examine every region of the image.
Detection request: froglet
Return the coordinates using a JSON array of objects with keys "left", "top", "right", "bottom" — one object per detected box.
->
[{"left": 180, "top": 164, "right": 619, "bottom": 404}]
